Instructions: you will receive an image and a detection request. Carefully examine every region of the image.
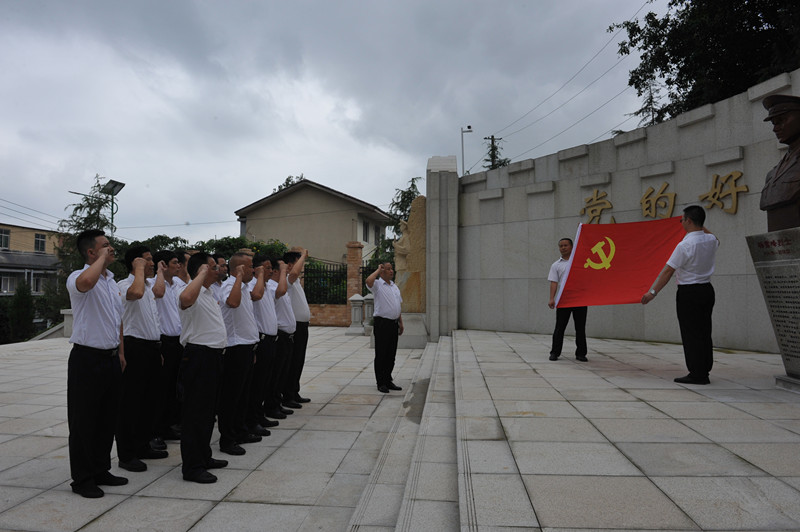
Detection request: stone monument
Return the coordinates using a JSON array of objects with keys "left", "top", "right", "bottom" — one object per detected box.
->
[
  {"left": 393, "top": 195, "right": 428, "bottom": 348},
  {"left": 750, "top": 93, "right": 800, "bottom": 390}
]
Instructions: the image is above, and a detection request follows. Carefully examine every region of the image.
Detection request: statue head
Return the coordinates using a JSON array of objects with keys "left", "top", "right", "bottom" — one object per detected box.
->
[{"left": 764, "top": 94, "right": 800, "bottom": 146}]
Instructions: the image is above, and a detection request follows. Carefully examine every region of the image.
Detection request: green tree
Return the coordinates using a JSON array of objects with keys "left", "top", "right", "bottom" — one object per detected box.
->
[
  {"left": 9, "top": 282, "right": 35, "bottom": 342},
  {"left": 610, "top": 0, "right": 800, "bottom": 123},
  {"left": 194, "top": 236, "right": 287, "bottom": 259},
  {"left": 366, "top": 177, "right": 422, "bottom": 269},
  {"left": 0, "top": 298, "right": 11, "bottom": 344},
  {"left": 483, "top": 135, "right": 510, "bottom": 170},
  {"left": 273, "top": 173, "right": 305, "bottom": 194}
]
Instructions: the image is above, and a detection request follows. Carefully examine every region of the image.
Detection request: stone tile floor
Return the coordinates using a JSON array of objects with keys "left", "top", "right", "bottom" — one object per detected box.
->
[{"left": 0, "top": 328, "right": 799, "bottom": 531}]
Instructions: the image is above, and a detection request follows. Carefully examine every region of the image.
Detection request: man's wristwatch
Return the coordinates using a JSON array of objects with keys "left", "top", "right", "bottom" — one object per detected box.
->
[{"left": 649, "top": 289, "right": 656, "bottom": 296}]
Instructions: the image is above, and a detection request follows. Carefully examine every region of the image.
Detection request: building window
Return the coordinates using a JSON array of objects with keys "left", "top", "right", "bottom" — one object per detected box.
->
[
  {"left": 1, "top": 276, "right": 16, "bottom": 294},
  {"left": 375, "top": 225, "right": 382, "bottom": 244},
  {"left": 363, "top": 221, "right": 369, "bottom": 243},
  {"left": 34, "top": 233, "right": 46, "bottom": 253},
  {"left": 0, "top": 229, "right": 9, "bottom": 249},
  {"left": 31, "top": 277, "right": 45, "bottom": 294}
]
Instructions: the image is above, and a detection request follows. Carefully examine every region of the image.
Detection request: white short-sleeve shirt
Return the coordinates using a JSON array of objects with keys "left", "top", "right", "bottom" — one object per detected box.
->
[
  {"left": 67, "top": 265, "right": 122, "bottom": 349},
  {"left": 666, "top": 231, "right": 719, "bottom": 285}
]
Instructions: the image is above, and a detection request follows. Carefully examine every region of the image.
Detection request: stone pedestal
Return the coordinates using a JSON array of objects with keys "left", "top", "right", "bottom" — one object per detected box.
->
[
  {"left": 60, "top": 309, "right": 73, "bottom": 338},
  {"left": 746, "top": 227, "right": 800, "bottom": 388},
  {"left": 397, "top": 313, "right": 429, "bottom": 349}
]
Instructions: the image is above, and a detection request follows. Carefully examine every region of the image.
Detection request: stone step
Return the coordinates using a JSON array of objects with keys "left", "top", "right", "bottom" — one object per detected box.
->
[
  {"left": 346, "top": 341, "right": 437, "bottom": 530},
  {"left": 453, "top": 329, "right": 539, "bottom": 530},
  {"left": 394, "top": 336, "right": 459, "bottom": 531}
]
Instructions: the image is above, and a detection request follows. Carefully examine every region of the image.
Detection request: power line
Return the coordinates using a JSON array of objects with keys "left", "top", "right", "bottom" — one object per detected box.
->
[
  {"left": 0, "top": 198, "right": 62, "bottom": 220},
  {"left": 588, "top": 114, "right": 638, "bottom": 143},
  {"left": 0, "top": 205, "right": 60, "bottom": 229},
  {"left": 508, "top": 86, "right": 632, "bottom": 161},
  {"left": 493, "top": 0, "right": 651, "bottom": 136}
]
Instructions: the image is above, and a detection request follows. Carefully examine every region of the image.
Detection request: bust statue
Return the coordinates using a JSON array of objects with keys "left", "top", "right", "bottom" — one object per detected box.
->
[{"left": 761, "top": 94, "right": 800, "bottom": 231}]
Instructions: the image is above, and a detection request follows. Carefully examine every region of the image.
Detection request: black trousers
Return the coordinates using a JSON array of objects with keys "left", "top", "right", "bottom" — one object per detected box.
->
[
  {"left": 247, "top": 334, "right": 276, "bottom": 427},
  {"left": 274, "top": 331, "right": 294, "bottom": 405},
  {"left": 373, "top": 316, "right": 399, "bottom": 386},
  {"left": 116, "top": 337, "right": 161, "bottom": 462},
  {"left": 179, "top": 343, "right": 222, "bottom": 477},
  {"left": 68, "top": 345, "right": 122, "bottom": 489},
  {"left": 218, "top": 343, "right": 255, "bottom": 447},
  {"left": 676, "top": 283, "right": 715, "bottom": 379},
  {"left": 154, "top": 335, "right": 183, "bottom": 436},
  {"left": 550, "top": 306, "right": 588, "bottom": 357},
  {"left": 284, "top": 321, "right": 309, "bottom": 397}
]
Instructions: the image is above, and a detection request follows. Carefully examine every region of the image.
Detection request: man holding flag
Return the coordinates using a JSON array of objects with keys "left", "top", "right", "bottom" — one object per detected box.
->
[
  {"left": 641, "top": 205, "right": 719, "bottom": 385},
  {"left": 548, "top": 238, "right": 588, "bottom": 362}
]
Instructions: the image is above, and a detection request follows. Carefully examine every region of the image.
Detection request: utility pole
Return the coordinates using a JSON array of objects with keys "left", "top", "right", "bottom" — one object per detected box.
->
[{"left": 484, "top": 135, "right": 502, "bottom": 169}]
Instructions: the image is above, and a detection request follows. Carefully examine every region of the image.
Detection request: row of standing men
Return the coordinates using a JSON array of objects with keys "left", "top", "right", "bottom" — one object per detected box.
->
[{"left": 66, "top": 229, "right": 313, "bottom": 497}]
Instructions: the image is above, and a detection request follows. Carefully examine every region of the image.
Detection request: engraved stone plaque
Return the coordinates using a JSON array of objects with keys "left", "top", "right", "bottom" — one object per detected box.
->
[{"left": 746, "top": 227, "right": 800, "bottom": 379}]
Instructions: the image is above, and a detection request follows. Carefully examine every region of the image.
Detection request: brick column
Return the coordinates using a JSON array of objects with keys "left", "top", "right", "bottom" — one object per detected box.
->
[{"left": 346, "top": 241, "right": 364, "bottom": 325}]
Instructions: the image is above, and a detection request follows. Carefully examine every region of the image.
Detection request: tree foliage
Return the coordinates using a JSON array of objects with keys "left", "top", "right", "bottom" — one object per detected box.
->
[
  {"left": 194, "top": 235, "right": 287, "bottom": 259},
  {"left": 9, "top": 282, "right": 35, "bottom": 342},
  {"left": 482, "top": 135, "right": 510, "bottom": 170},
  {"left": 366, "top": 177, "right": 422, "bottom": 269},
  {"left": 611, "top": 0, "right": 800, "bottom": 123},
  {"left": 273, "top": 173, "right": 305, "bottom": 194}
]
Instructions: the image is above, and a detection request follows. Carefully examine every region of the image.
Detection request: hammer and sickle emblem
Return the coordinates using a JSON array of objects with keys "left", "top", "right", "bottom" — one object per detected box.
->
[{"left": 584, "top": 237, "right": 616, "bottom": 270}]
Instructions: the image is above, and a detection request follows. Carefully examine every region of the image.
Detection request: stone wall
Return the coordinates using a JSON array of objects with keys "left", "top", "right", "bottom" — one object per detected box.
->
[
  {"left": 426, "top": 68, "right": 800, "bottom": 352},
  {"left": 309, "top": 303, "right": 350, "bottom": 327}
]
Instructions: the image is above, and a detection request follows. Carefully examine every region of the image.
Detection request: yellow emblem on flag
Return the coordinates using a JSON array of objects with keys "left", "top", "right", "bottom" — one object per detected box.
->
[{"left": 584, "top": 237, "right": 615, "bottom": 270}]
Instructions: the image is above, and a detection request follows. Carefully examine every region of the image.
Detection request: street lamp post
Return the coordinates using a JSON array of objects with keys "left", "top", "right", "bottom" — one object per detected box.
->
[
  {"left": 461, "top": 125, "right": 473, "bottom": 176},
  {"left": 69, "top": 178, "right": 126, "bottom": 237}
]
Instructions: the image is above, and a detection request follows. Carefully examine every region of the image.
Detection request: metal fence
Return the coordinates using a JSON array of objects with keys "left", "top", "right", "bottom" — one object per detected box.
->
[{"left": 304, "top": 260, "right": 347, "bottom": 305}]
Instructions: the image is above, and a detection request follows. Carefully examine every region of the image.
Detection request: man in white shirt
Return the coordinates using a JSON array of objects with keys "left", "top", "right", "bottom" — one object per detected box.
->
[
  {"left": 366, "top": 262, "right": 404, "bottom": 393},
  {"left": 642, "top": 205, "right": 719, "bottom": 384},
  {"left": 151, "top": 250, "right": 183, "bottom": 446},
  {"left": 116, "top": 246, "right": 167, "bottom": 473},
  {"left": 246, "top": 255, "right": 280, "bottom": 433},
  {"left": 217, "top": 252, "right": 263, "bottom": 456},
  {"left": 265, "top": 258, "right": 295, "bottom": 419},
  {"left": 177, "top": 252, "right": 229, "bottom": 483},
  {"left": 283, "top": 247, "right": 311, "bottom": 407},
  {"left": 66, "top": 229, "right": 127, "bottom": 498},
  {"left": 547, "top": 238, "right": 588, "bottom": 362}
]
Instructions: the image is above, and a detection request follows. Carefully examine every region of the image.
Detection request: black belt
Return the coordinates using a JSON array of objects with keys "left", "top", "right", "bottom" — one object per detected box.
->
[
  {"left": 374, "top": 316, "right": 399, "bottom": 323},
  {"left": 259, "top": 333, "right": 278, "bottom": 342},
  {"left": 74, "top": 344, "right": 119, "bottom": 357},
  {"left": 161, "top": 334, "right": 181, "bottom": 343},
  {"left": 185, "top": 343, "right": 226, "bottom": 355},
  {"left": 277, "top": 330, "right": 294, "bottom": 340},
  {"left": 123, "top": 336, "right": 162, "bottom": 349}
]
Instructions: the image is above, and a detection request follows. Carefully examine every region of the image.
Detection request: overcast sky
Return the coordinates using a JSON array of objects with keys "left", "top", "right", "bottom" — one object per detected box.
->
[{"left": 0, "top": 0, "right": 668, "bottom": 245}]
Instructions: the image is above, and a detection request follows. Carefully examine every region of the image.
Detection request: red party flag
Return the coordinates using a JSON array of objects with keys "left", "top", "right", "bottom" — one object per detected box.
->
[{"left": 556, "top": 216, "right": 685, "bottom": 307}]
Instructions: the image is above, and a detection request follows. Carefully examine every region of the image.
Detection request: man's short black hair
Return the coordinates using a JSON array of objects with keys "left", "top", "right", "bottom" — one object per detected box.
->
[
  {"left": 124, "top": 245, "right": 151, "bottom": 273},
  {"left": 683, "top": 205, "right": 706, "bottom": 227},
  {"left": 211, "top": 253, "right": 226, "bottom": 263},
  {"left": 76, "top": 229, "right": 105, "bottom": 261},
  {"left": 174, "top": 249, "right": 188, "bottom": 265},
  {"left": 559, "top": 237, "right": 573, "bottom": 246},
  {"left": 153, "top": 249, "right": 177, "bottom": 267},
  {"left": 268, "top": 257, "right": 280, "bottom": 270},
  {"left": 253, "top": 254, "right": 268, "bottom": 268},
  {"left": 187, "top": 252, "right": 211, "bottom": 279},
  {"left": 283, "top": 251, "right": 301, "bottom": 264}
]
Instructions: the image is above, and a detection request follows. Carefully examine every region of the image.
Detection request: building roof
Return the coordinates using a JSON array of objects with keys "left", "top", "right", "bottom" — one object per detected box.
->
[
  {"left": 0, "top": 251, "right": 59, "bottom": 271},
  {"left": 235, "top": 179, "right": 392, "bottom": 222}
]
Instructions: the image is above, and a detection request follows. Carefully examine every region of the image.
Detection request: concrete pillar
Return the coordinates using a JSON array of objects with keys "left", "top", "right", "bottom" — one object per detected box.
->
[{"left": 346, "top": 294, "right": 364, "bottom": 336}]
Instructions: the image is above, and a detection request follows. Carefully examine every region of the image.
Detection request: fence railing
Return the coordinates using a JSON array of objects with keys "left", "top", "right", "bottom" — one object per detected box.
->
[{"left": 304, "top": 260, "right": 347, "bottom": 305}]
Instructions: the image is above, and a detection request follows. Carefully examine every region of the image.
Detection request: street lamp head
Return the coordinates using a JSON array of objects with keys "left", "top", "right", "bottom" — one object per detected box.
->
[{"left": 100, "top": 179, "right": 126, "bottom": 196}]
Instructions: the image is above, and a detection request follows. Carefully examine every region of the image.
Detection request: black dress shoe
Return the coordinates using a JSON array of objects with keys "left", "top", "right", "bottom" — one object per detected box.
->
[
  {"left": 549, "top": 354, "right": 559, "bottom": 361},
  {"left": 576, "top": 356, "right": 588, "bottom": 362},
  {"left": 377, "top": 385, "right": 390, "bottom": 393},
  {"left": 140, "top": 449, "right": 169, "bottom": 460},
  {"left": 95, "top": 472, "right": 128, "bottom": 486},
  {"left": 258, "top": 417, "right": 280, "bottom": 428},
  {"left": 279, "top": 406, "right": 294, "bottom": 415},
  {"left": 237, "top": 433, "right": 263, "bottom": 444},
  {"left": 183, "top": 470, "right": 217, "bottom": 484},
  {"left": 72, "top": 482, "right": 104, "bottom": 498},
  {"left": 294, "top": 394, "right": 311, "bottom": 403},
  {"left": 248, "top": 424, "right": 271, "bottom": 437},
  {"left": 387, "top": 383, "right": 402, "bottom": 391},
  {"left": 264, "top": 409, "right": 287, "bottom": 420},
  {"left": 220, "top": 443, "right": 246, "bottom": 456},
  {"left": 674, "top": 375, "right": 710, "bottom": 385},
  {"left": 205, "top": 458, "right": 228, "bottom": 469},
  {"left": 119, "top": 459, "right": 147, "bottom": 472},
  {"left": 150, "top": 437, "right": 167, "bottom": 451},
  {"left": 282, "top": 400, "right": 302, "bottom": 409},
  {"left": 162, "top": 428, "right": 181, "bottom": 441}
]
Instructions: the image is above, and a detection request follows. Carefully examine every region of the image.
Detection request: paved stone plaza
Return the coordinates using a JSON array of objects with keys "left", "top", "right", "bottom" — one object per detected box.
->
[{"left": 0, "top": 327, "right": 799, "bottom": 531}]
